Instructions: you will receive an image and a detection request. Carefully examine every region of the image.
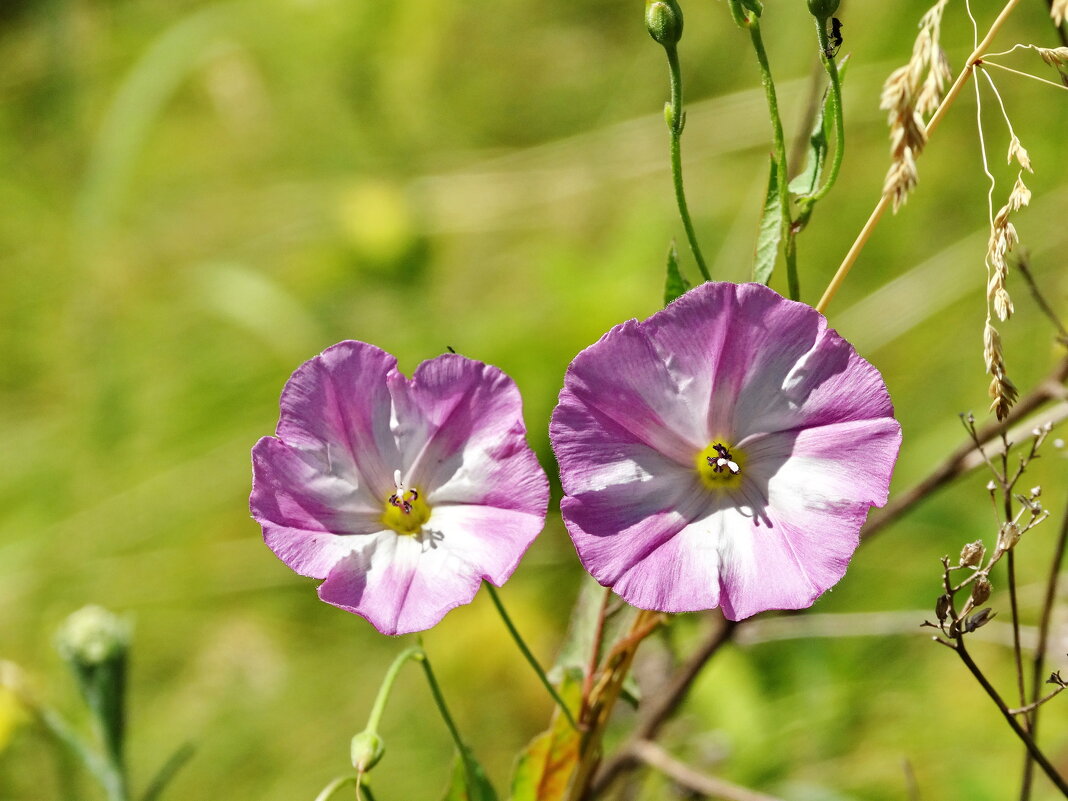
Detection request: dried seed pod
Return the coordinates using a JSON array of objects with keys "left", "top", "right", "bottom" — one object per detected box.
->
[
  {"left": 965, "top": 608, "right": 996, "bottom": 632},
  {"left": 959, "top": 540, "right": 985, "bottom": 568},
  {"left": 971, "top": 575, "right": 992, "bottom": 605}
]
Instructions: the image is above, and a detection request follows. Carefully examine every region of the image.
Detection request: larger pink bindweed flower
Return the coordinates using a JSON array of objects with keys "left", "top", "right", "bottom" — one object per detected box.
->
[
  {"left": 550, "top": 282, "right": 901, "bottom": 619},
  {"left": 251, "top": 341, "right": 549, "bottom": 635}
]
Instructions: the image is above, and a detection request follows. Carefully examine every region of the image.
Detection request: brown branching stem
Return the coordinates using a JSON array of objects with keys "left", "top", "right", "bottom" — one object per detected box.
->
[
  {"left": 861, "top": 354, "right": 1068, "bottom": 541},
  {"left": 952, "top": 636, "right": 1068, "bottom": 794}
]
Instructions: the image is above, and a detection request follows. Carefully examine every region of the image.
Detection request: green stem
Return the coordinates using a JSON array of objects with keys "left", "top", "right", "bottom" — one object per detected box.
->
[
  {"left": 806, "top": 18, "right": 845, "bottom": 205},
  {"left": 414, "top": 651, "right": 480, "bottom": 788},
  {"left": 745, "top": 16, "right": 799, "bottom": 300},
  {"left": 485, "top": 584, "right": 579, "bottom": 731},
  {"left": 313, "top": 776, "right": 356, "bottom": 801},
  {"left": 664, "top": 45, "right": 711, "bottom": 281},
  {"left": 364, "top": 646, "right": 422, "bottom": 734}
]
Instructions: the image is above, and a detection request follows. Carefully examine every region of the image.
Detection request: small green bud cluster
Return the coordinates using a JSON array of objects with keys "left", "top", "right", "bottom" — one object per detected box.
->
[
  {"left": 645, "top": 0, "right": 683, "bottom": 47},
  {"left": 806, "top": 0, "right": 840, "bottom": 19}
]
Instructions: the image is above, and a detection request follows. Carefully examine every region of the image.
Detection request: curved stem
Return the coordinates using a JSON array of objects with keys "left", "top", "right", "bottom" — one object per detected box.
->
[
  {"left": 746, "top": 17, "right": 799, "bottom": 300},
  {"left": 664, "top": 46, "right": 711, "bottom": 281},
  {"left": 364, "top": 646, "right": 423, "bottom": 735},
  {"left": 485, "top": 584, "right": 579, "bottom": 731},
  {"left": 816, "top": 0, "right": 1025, "bottom": 314},
  {"left": 313, "top": 776, "right": 356, "bottom": 801}
]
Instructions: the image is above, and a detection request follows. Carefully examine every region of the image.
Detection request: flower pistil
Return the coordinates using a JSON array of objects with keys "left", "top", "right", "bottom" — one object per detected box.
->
[
  {"left": 695, "top": 440, "right": 745, "bottom": 489},
  {"left": 383, "top": 469, "right": 431, "bottom": 535}
]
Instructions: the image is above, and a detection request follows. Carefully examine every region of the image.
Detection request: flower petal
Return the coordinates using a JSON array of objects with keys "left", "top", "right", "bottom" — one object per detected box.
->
[
  {"left": 317, "top": 506, "right": 537, "bottom": 636},
  {"left": 275, "top": 341, "right": 401, "bottom": 501},
  {"left": 391, "top": 355, "right": 549, "bottom": 517},
  {"left": 553, "top": 319, "right": 707, "bottom": 469},
  {"left": 251, "top": 436, "right": 384, "bottom": 577}
]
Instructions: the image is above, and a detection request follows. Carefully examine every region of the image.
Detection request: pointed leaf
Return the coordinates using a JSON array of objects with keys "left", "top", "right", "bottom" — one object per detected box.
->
[
  {"left": 752, "top": 157, "right": 783, "bottom": 285},
  {"left": 509, "top": 670, "right": 583, "bottom": 801},
  {"left": 441, "top": 747, "right": 499, "bottom": 801},
  {"left": 663, "top": 241, "right": 690, "bottom": 307}
]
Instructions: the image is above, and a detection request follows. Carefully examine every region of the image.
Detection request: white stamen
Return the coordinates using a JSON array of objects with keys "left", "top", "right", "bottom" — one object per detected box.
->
[{"left": 726, "top": 460, "right": 740, "bottom": 474}]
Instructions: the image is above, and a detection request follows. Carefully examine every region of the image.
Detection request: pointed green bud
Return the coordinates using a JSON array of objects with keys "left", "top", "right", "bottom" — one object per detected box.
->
[
  {"left": 807, "top": 0, "right": 840, "bottom": 19},
  {"left": 645, "top": 0, "right": 683, "bottom": 47},
  {"left": 350, "top": 730, "right": 385, "bottom": 773}
]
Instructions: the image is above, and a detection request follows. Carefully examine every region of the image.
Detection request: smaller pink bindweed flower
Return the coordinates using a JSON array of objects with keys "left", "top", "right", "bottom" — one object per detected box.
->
[
  {"left": 550, "top": 282, "right": 901, "bottom": 619},
  {"left": 251, "top": 341, "right": 549, "bottom": 636}
]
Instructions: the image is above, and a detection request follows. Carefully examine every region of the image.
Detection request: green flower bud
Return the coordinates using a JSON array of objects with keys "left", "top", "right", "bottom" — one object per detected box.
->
[
  {"left": 350, "top": 730, "right": 385, "bottom": 773},
  {"left": 55, "top": 606, "right": 131, "bottom": 766},
  {"left": 645, "top": 0, "right": 683, "bottom": 47},
  {"left": 806, "top": 0, "right": 840, "bottom": 19}
]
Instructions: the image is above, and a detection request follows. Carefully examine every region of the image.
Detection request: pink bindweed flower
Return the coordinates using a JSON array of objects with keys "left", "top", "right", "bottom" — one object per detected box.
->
[
  {"left": 550, "top": 282, "right": 901, "bottom": 619},
  {"left": 251, "top": 341, "right": 549, "bottom": 636}
]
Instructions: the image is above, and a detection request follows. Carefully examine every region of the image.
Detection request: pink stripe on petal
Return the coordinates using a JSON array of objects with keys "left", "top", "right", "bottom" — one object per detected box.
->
[
  {"left": 276, "top": 341, "right": 400, "bottom": 500},
  {"left": 390, "top": 355, "right": 543, "bottom": 503},
  {"left": 557, "top": 319, "right": 707, "bottom": 466}
]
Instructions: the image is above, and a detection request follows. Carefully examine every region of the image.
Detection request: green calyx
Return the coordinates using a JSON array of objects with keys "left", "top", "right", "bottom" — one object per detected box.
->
[
  {"left": 806, "top": 0, "right": 840, "bottom": 19},
  {"left": 645, "top": 0, "right": 683, "bottom": 47},
  {"left": 350, "top": 730, "right": 385, "bottom": 773}
]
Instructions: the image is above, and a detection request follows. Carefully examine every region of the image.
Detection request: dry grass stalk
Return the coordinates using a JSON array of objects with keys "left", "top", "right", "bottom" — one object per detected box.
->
[{"left": 880, "top": 0, "right": 952, "bottom": 212}]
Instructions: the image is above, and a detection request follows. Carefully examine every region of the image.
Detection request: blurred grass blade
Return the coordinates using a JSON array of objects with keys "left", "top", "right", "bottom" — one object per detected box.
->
[
  {"left": 76, "top": 3, "right": 235, "bottom": 236},
  {"left": 441, "top": 747, "right": 498, "bottom": 801},
  {"left": 663, "top": 240, "right": 690, "bottom": 306},
  {"left": 752, "top": 156, "right": 782, "bottom": 285},
  {"left": 510, "top": 670, "right": 582, "bottom": 801},
  {"left": 140, "top": 742, "right": 195, "bottom": 801}
]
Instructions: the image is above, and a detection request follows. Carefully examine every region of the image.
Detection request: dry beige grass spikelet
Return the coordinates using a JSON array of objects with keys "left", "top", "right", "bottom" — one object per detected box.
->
[
  {"left": 1052, "top": 0, "right": 1067, "bottom": 26},
  {"left": 983, "top": 321, "right": 1018, "bottom": 420},
  {"left": 880, "top": 0, "right": 951, "bottom": 212}
]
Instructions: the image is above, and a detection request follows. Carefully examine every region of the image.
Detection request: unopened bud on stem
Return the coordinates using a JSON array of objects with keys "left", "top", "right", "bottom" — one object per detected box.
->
[
  {"left": 807, "top": 0, "right": 840, "bottom": 19},
  {"left": 646, "top": 0, "right": 684, "bottom": 47},
  {"left": 350, "top": 730, "right": 385, "bottom": 773}
]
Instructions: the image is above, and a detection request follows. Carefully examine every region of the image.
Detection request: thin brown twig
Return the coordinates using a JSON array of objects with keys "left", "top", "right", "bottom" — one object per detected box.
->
[
  {"left": 1016, "top": 253, "right": 1068, "bottom": 343},
  {"left": 632, "top": 739, "right": 785, "bottom": 801},
  {"left": 589, "top": 616, "right": 736, "bottom": 796},
  {"left": 952, "top": 636, "right": 1068, "bottom": 794},
  {"left": 1010, "top": 685, "right": 1067, "bottom": 717},
  {"left": 1021, "top": 498, "right": 1068, "bottom": 796},
  {"left": 862, "top": 354, "right": 1068, "bottom": 541}
]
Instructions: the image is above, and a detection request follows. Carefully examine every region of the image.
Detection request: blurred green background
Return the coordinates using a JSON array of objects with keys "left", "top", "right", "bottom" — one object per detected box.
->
[{"left": 2, "top": 0, "right": 1067, "bottom": 798}]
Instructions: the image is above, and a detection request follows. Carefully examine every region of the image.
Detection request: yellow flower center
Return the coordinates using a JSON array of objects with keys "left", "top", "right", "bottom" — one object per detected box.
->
[
  {"left": 381, "top": 488, "right": 431, "bottom": 536},
  {"left": 695, "top": 440, "right": 746, "bottom": 490}
]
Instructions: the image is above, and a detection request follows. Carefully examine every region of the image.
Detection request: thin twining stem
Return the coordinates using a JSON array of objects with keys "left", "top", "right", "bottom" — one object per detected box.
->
[
  {"left": 981, "top": 59, "right": 1068, "bottom": 92},
  {"left": 815, "top": 0, "right": 1025, "bottom": 315},
  {"left": 485, "top": 584, "right": 578, "bottom": 730}
]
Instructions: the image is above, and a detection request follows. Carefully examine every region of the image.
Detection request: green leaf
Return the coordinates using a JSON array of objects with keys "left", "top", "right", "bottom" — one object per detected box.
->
[
  {"left": 663, "top": 240, "right": 690, "bottom": 307},
  {"left": 509, "top": 670, "right": 583, "bottom": 801},
  {"left": 752, "top": 156, "right": 783, "bottom": 285},
  {"left": 140, "top": 742, "right": 195, "bottom": 801},
  {"left": 441, "top": 748, "right": 499, "bottom": 801}
]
